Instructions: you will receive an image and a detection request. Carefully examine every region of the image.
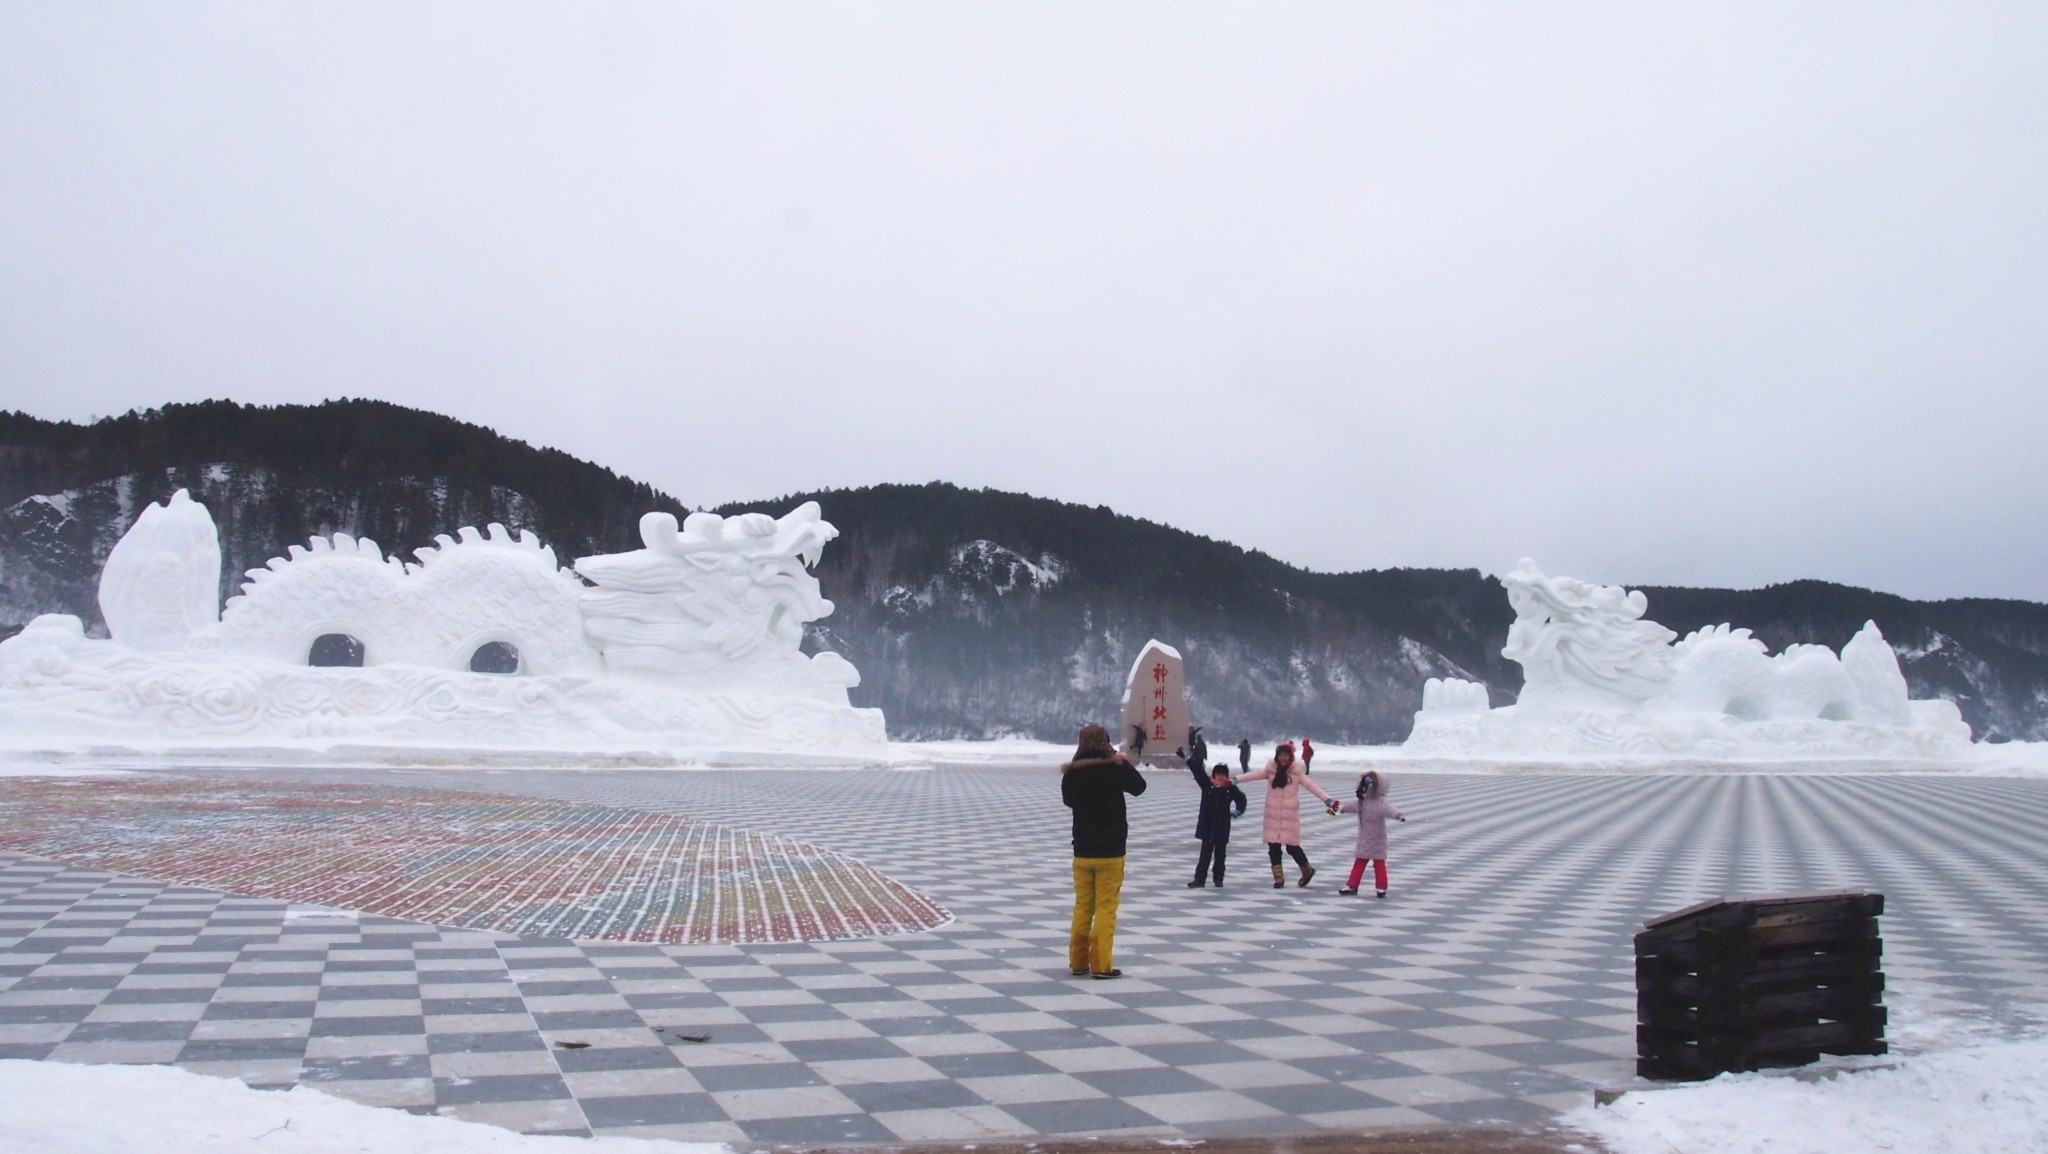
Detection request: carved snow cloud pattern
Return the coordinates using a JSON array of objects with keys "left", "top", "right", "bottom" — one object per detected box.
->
[{"left": 0, "top": 778, "right": 948, "bottom": 944}]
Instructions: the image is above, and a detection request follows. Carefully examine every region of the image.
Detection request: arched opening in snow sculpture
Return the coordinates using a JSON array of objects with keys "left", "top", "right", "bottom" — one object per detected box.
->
[
  {"left": 1724, "top": 697, "right": 1764, "bottom": 721},
  {"left": 469, "top": 640, "right": 521, "bottom": 675},
  {"left": 307, "top": 633, "right": 365, "bottom": 668}
]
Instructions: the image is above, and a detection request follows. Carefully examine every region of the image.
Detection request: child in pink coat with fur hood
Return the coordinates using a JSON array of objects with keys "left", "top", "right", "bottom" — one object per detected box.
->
[{"left": 1334, "top": 770, "right": 1405, "bottom": 897}]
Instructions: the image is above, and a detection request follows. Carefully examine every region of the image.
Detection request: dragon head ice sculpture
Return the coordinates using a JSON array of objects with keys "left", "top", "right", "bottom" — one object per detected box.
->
[
  {"left": 1500, "top": 559, "right": 1677, "bottom": 709},
  {"left": 574, "top": 502, "right": 848, "bottom": 690}
]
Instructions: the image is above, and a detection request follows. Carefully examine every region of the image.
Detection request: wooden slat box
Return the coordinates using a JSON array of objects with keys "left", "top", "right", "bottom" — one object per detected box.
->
[{"left": 1635, "top": 891, "right": 1886, "bottom": 1080}]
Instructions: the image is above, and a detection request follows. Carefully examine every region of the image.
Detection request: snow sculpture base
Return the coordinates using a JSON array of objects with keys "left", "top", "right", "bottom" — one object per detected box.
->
[
  {"left": 0, "top": 492, "right": 896, "bottom": 768},
  {"left": 1405, "top": 704, "right": 1973, "bottom": 766},
  {"left": 0, "top": 616, "right": 893, "bottom": 768},
  {"left": 1404, "top": 562, "right": 1975, "bottom": 767}
]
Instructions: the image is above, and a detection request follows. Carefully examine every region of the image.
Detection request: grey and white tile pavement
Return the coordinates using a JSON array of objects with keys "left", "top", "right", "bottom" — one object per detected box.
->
[{"left": 4, "top": 764, "right": 2047, "bottom": 1145}]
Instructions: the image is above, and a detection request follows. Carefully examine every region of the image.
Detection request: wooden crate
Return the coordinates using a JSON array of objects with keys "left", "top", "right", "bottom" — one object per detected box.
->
[{"left": 1635, "top": 891, "right": 1885, "bottom": 1080}]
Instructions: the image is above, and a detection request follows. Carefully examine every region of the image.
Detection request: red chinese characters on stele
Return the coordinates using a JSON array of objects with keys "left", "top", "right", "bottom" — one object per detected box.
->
[
  {"left": 1151, "top": 662, "right": 1169, "bottom": 736},
  {"left": 1119, "top": 640, "right": 1188, "bottom": 760}
]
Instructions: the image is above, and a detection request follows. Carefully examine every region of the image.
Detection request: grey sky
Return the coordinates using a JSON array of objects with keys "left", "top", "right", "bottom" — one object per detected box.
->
[{"left": 3, "top": 4, "right": 2044, "bottom": 600}]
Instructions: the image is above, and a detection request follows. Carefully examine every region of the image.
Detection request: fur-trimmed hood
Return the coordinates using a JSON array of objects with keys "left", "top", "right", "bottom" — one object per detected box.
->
[{"left": 1061, "top": 755, "right": 1124, "bottom": 775}]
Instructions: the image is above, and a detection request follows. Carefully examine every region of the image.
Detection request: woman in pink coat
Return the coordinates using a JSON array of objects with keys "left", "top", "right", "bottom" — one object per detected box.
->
[{"left": 1235, "top": 741, "right": 1332, "bottom": 888}]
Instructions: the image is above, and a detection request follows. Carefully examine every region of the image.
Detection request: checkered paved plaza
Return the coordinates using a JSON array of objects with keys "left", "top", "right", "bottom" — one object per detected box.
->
[{"left": 5, "top": 762, "right": 2048, "bottom": 1146}]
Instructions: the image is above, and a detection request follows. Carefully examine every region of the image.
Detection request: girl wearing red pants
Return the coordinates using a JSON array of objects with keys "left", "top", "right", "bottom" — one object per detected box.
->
[{"left": 1334, "top": 770, "right": 1405, "bottom": 897}]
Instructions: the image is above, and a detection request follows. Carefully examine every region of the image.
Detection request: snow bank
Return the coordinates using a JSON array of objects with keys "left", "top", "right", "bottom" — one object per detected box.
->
[
  {"left": 1564, "top": 1037, "right": 2048, "bottom": 1154},
  {"left": 0, "top": 1059, "right": 728, "bottom": 1154}
]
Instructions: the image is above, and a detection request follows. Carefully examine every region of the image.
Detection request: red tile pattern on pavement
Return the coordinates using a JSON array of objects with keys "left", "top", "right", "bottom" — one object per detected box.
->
[{"left": 0, "top": 776, "right": 949, "bottom": 943}]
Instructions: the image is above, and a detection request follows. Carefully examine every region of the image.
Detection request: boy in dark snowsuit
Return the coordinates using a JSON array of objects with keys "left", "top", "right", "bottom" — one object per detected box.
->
[{"left": 1179, "top": 747, "right": 1247, "bottom": 888}]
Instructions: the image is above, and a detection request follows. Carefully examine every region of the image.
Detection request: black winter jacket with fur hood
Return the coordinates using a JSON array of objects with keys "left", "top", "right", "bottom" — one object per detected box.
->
[{"left": 1060, "top": 756, "right": 1148, "bottom": 858}]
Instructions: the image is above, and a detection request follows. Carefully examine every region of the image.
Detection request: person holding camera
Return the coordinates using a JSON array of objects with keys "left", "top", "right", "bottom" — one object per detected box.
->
[{"left": 1060, "top": 723, "right": 1148, "bottom": 979}]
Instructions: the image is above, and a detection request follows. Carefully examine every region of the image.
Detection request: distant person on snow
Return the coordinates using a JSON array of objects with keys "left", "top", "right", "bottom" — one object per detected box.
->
[
  {"left": 1128, "top": 724, "right": 1148, "bottom": 759},
  {"left": 1178, "top": 746, "right": 1246, "bottom": 888},
  {"left": 1187, "top": 725, "right": 1208, "bottom": 769},
  {"left": 1301, "top": 737, "right": 1315, "bottom": 770},
  {"left": 1237, "top": 738, "right": 1252, "bottom": 773},
  {"left": 1061, "top": 723, "right": 1147, "bottom": 979},
  {"left": 1236, "top": 741, "right": 1333, "bottom": 888},
  {"left": 1333, "top": 770, "right": 1406, "bottom": 898}
]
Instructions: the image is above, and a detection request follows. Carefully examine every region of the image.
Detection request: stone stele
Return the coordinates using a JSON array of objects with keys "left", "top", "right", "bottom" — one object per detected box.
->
[{"left": 1118, "top": 639, "right": 1189, "bottom": 765}]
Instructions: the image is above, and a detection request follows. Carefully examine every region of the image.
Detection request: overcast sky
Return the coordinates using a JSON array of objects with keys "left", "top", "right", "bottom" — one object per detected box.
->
[{"left": 3, "top": 5, "right": 2044, "bottom": 600}]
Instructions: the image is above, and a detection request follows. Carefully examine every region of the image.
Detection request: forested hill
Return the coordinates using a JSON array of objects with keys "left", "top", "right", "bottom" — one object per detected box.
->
[
  {"left": 725, "top": 483, "right": 2048, "bottom": 742},
  {"left": 0, "top": 400, "right": 683, "bottom": 628},
  {"left": 717, "top": 484, "right": 1519, "bottom": 741},
  {"left": 4, "top": 401, "right": 2045, "bottom": 741}
]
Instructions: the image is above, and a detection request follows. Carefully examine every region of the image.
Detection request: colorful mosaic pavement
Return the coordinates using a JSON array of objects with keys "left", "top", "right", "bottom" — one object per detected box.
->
[{"left": 0, "top": 778, "right": 948, "bottom": 944}]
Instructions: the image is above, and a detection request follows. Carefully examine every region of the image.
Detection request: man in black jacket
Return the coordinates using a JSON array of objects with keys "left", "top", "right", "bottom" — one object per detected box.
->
[{"left": 1060, "top": 723, "right": 1148, "bottom": 979}]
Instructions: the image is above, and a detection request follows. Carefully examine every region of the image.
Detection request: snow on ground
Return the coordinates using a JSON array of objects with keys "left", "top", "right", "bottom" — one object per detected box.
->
[
  {"left": 0, "top": 760, "right": 125, "bottom": 778},
  {"left": 895, "top": 736, "right": 1073, "bottom": 763},
  {"left": 1563, "top": 1035, "right": 2048, "bottom": 1154},
  {"left": 4, "top": 736, "right": 2044, "bottom": 776},
  {"left": 1967, "top": 739, "right": 2048, "bottom": 778},
  {"left": 0, "top": 1059, "right": 730, "bottom": 1154},
  {"left": 1197, "top": 739, "right": 2048, "bottom": 777},
  {"left": 893, "top": 737, "right": 2048, "bottom": 777},
  {"left": 0, "top": 741, "right": 917, "bottom": 772}
]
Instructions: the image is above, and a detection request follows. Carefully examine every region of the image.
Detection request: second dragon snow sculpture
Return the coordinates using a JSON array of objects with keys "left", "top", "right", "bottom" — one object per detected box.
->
[
  {"left": 0, "top": 491, "right": 888, "bottom": 763},
  {"left": 1405, "top": 559, "right": 1972, "bottom": 762}
]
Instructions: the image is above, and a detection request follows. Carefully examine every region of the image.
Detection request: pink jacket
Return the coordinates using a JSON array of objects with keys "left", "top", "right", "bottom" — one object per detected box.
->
[
  {"left": 1237, "top": 759, "right": 1331, "bottom": 845},
  {"left": 1336, "top": 796, "right": 1405, "bottom": 859}
]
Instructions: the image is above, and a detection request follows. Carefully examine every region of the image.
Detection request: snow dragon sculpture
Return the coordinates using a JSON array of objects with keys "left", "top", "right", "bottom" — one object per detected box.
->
[
  {"left": 1409, "top": 560, "right": 1971, "bottom": 762},
  {"left": 575, "top": 504, "right": 856, "bottom": 697},
  {"left": 1500, "top": 560, "right": 1676, "bottom": 709},
  {"left": 0, "top": 490, "right": 885, "bottom": 762}
]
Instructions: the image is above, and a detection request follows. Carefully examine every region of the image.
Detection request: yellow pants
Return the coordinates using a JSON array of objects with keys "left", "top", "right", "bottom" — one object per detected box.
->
[{"left": 1069, "top": 856, "right": 1126, "bottom": 973}]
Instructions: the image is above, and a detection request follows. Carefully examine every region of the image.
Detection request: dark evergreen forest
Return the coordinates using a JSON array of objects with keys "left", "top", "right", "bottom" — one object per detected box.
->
[
  {"left": 0, "top": 399, "right": 680, "bottom": 558},
  {"left": 0, "top": 400, "right": 683, "bottom": 622}
]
